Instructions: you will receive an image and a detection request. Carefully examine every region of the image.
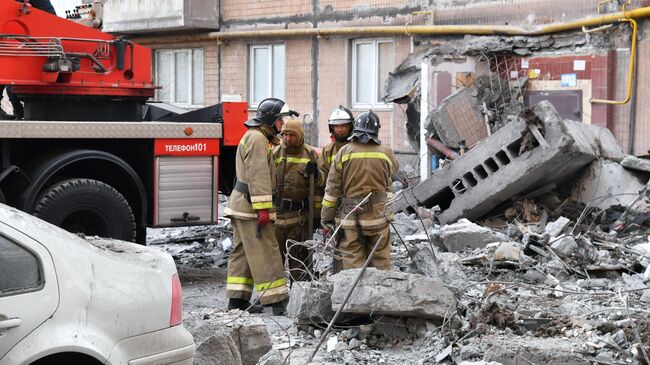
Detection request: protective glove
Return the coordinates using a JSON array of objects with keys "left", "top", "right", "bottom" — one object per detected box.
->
[
  {"left": 257, "top": 209, "right": 270, "bottom": 226},
  {"left": 305, "top": 161, "right": 319, "bottom": 177},
  {"left": 321, "top": 220, "right": 334, "bottom": 238}
]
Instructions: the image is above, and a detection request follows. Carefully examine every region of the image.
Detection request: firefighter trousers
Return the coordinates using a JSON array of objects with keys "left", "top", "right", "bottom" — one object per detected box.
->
[
  {"left": 226, "top": 218, "right": 289, "bottom": 305},
  {"left": 274, "top": 224, "right": 313, "bottom": 282},
  {"left": 338, "top": 225, "right": 391, "bottom": 270}
]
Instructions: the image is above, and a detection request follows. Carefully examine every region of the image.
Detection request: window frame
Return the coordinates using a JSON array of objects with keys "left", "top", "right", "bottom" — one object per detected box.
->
[
  {"left": 351, "top": 38, "right": 394, "bottom": 110},
  {"left": 0, "top": 234, "right": 43, "bottom": 298},
  {"left": 248, "top": 43, "right": 285, "bottom": 108},
  {"left": 154, "top": 48, "right": 204, "bottom": 108}
]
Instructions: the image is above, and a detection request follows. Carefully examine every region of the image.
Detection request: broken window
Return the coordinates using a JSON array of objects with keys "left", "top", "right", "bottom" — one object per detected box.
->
[
  {"left": 249, "top": 43, "right": 285, "bottom": 106},
  {"left": 352, "top": 38, "right": 394, "bottom": 109},
  {"left": 0, "top": 235, "right": 41, "bottom": 295},
  {"left": 154, "top": 48, "right": 205, "bottom": 107}
]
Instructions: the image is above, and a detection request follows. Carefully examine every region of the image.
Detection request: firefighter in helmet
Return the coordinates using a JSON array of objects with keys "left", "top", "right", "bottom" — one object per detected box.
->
[
  {"left": 272, "top": 113, "right": 321, "bottom": 282},
  {"left": 321, "top": 110, "right": 398, "bottom": 270},
  {"left": 223, "top": 97, "right": 289, "bottom": 315},
  {"left": 316, "top": 105, "right": 354, "bottom": 187}
]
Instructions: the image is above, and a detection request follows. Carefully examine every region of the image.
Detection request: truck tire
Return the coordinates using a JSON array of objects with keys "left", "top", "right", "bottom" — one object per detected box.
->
[{"left": 33, "top": 179, "right": 137, "bottom": 242}]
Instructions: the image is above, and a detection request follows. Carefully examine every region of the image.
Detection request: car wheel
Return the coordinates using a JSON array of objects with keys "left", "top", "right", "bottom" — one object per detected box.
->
[{"left": 34, "top": 178, "right": 137, "bottom": 242}]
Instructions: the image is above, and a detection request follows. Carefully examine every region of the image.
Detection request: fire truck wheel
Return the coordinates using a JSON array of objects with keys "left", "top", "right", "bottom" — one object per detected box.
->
[{"left": 34, "top": 178, "right": 137, "bottom": 242}]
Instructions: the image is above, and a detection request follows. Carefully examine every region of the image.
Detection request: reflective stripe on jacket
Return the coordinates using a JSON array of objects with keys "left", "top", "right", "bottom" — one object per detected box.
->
[
  {"left": 224, "top": 127, "right": 277, "bottom": 220},
  {"left": 272, "top": 143, "right": 323, "bottom": 227},
  {"left": 321, "top": 141, "right": 398, "bottom": 230}
]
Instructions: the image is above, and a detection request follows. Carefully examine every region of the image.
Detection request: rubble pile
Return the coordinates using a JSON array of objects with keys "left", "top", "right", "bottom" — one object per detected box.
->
[{"left": 263, "top": 198, "right": 650, "bottom": 364}]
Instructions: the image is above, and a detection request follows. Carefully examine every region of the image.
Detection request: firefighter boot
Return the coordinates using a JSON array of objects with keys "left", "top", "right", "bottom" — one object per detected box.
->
[
  {"left": 227, "top": 298, "right": 264, "bottom": 313},
  {"left": 271, "top": 299, "right": 288, "bottom": 316}
]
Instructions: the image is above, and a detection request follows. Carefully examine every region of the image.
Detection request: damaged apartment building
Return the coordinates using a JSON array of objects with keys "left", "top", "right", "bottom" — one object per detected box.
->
[{"left": 102, "top": 0, "right": 650, "bottom": 164}]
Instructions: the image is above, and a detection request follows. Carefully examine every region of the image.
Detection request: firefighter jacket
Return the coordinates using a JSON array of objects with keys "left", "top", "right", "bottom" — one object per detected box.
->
[
  {"left": 272, "top": 142, "right": 322, "bottom": 227},
  {"left": 223, "top": 126, "right": 277, "bottom": 220},
  {"left": 321, "top": 141, "right": 399, "bottom": 231},
  {"left": 317, "top": 140, "right": 348, "bottom": 188}
]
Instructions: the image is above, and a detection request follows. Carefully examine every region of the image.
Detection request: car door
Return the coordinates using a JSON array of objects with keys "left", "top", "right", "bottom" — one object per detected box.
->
[{"left": 0, "top": 224, "right": 59, "bottom": 359}]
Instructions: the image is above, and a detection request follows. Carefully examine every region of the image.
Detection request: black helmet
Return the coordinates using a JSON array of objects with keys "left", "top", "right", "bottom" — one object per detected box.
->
[
  {"left": 244, "top": 98, "right": 285, "bottom": 127},
  {"left": 350, "top": 110, "right": 381, "bottom": 144}
]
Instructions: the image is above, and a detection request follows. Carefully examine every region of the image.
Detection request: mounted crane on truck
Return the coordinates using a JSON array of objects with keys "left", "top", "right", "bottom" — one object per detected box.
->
[{"left": 0, "top": 0, "right": 246, "bottom": 243}]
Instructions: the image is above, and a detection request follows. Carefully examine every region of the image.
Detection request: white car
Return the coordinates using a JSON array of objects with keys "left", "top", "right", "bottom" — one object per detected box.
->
[{"left": 0, "top": 205, "right": 195, "bottom": 365}]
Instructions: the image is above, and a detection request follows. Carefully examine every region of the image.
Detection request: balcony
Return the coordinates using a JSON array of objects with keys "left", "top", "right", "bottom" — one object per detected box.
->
[{"left": 102, "top": 0, "right": 218, "bottom": 34}]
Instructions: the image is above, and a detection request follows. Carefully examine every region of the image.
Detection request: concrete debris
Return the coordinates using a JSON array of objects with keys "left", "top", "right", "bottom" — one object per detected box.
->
[
  {"left": 571, "top": 159, "right": 648, "bottom": 210},
  {"left": 493, "top": 241, "right": 523, "bottom": 262},
  {"left": 412, "top": 245, "right": 469, "bottom": 289},
  {"left": 550, "top": 235, "right": 579, "bottom": 258},
  {"left": 287, "top": 281, "right": 334, "bottom": 324},
  {"left": 392, "top": 101, "right": 627, "bottom": 225},
  {"left": 438, "top": 219, "right": 509, "bottom": 252},
  {"left": 330, "top": 268, "right": 455, "bottom": 321},
  {"left": 621, "top": 155, "right": 650, "bottom": 173},
  {"left": 427, "top": 87, "right": 489, "bottom": 149},
  {"left": 544, "top": 216, "right": 570, "bottom": 238},
  {"left": 192, "top": 312, "right": 272, "bottom": 365},
  {"left": 256, "top": 349, "right": 285, "bottom": 365}
]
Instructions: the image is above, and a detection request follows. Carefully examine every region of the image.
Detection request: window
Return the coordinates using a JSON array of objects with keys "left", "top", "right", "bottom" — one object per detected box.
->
[
  {"left": 249, "top": 44, "right": 285, "bottom": 106},
  {"left": 352, "top": 39, "right": 394, "bottom": 108},
  {"left": 0, "top": 236, "right": 41, "bottom": 295},
  {"left": 155, "top": 48, "right": 204, "bottom": 107}
]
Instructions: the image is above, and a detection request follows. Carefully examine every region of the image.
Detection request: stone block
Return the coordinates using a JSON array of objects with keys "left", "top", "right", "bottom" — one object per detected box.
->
[
  {"left": 411, "top": 245, "right": 468, "bottom": 289},
  {"left": 194, "top": 325, "right": 242, "bottom": 365},
  {"left": 620, "top": 155, "right": 650, "bottom": 173},
  {"left": 392, "top": 101, "right": 602, "bottom": 224},
  {"left": 439, "top": 219, "right": 509, "bottom": 252},
  {"left": 287, "top": 281, "right": 334, "bottom": 324},
  {"left": 193, "top": 313, "right": 272, "bottom": 365},
  {"left": 544, "top": 216, "right": 570, "bottom": 238},
  {"left": 550, "top": 235, "right": 578, "bottom": 258},
  {"left": 584, "top": 123, "right": 625, "bottom": 162},
  {"left": 330, "top": 268, "right": 455, "bottom": 321},
  {"left": 572, "top": 159, "right": 647, "bottom": 210}
]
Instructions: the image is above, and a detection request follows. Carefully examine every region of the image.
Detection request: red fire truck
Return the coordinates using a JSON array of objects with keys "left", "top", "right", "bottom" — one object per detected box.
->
[{"left": 0, "top": 1, "right": 246, "bottom": 243}]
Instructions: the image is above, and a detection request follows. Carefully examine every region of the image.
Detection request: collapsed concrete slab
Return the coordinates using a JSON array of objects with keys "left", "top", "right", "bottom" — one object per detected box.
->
[
  {"left": 438, "top": 219, "right": 509, "bottom": 252},
  {"left": 571, "top": 159, "right": 647, "bottom": 210},
  {"left": 330, "top": 268, "right": 455, "bottom": 321},
  {"left": 392, "top": 101, "right": 617, "bottom": 224}
]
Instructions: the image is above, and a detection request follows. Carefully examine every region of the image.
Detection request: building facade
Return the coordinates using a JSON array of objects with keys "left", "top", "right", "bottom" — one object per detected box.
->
[{"left": 103, "top": 0, "right": 650, "bottom": 156}]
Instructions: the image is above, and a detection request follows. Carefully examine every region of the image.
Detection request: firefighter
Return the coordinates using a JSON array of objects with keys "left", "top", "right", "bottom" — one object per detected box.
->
[
  {"left": 272, "top": 117, "right": 321, "bottom": 282},
  {"left": 223, "top": 97, "right": 289, "bottom": 315},
  {"left": 321, "top": 110, "right": 398, "bottom": 270},
  {"left": 316, "top": 105, "right": 354, "bottom": 187}
]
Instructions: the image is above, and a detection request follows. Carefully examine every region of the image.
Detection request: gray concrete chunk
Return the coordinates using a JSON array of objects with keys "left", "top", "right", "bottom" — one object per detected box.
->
[
  {"left": 439, "top": 219, "right": 509, "bottom": 252},
  {"left": 287, "top": 281, "right": 334, "bottom": 324},
  {"left": 620, "top": 155, "right": 650, "bottom": 173},
  {"left": 544, "top": 216, "right": 570, "bottom": 238},
  {"left": 330, "top": 268, "right": 455, "bottom": 320},
  {"left": 572, "top": 159, "right": 647, "bottom": 210}
]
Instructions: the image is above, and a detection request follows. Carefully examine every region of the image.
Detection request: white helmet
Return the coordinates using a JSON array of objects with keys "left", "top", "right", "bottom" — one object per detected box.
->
[
  {"left": 279, "top": 104, "right": 299, "bottom": 121},
  {"left": 328, "top": 105, "right": 354, "bottom": 126}
]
